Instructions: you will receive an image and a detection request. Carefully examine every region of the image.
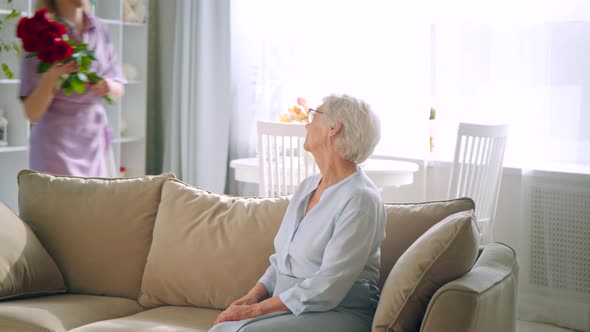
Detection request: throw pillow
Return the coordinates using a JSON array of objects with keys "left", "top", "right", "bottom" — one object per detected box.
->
[
  {"left": 373, "top": 211, "right": 480, "bottom": 332},
  {"left": 0, "top": 202, "right": 66, "bottom": 300},
  {"left": 380, "top": 198, "right": 475, "bottom": 287},
  {"left": 17, "top": 170, "right": 175, "bottom": 299},
  {"left": 138, "top": 179, "right": 290, "bottom": 309}
]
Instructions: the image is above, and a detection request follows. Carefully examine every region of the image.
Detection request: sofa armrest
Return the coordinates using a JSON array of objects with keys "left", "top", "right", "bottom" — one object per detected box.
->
[{"left": 420, "top": 243, "right": 519, "bottom": 332}]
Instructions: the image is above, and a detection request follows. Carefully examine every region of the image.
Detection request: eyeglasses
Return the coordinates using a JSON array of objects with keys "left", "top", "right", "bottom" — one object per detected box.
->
[{"left": 307, "top": 109, "right": 325, "bottom": 123}]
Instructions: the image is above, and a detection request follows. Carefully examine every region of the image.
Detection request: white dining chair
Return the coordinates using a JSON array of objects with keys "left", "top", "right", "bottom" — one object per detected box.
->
[
  {"left": 257, "top": 121, "right": 318, "bottom": 196},
  {"left": 448, "top": 122, "right": 509, "bottom": 243}
]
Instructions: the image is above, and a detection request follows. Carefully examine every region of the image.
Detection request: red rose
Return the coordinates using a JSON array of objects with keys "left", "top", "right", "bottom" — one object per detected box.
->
[
  {"left": 45, "top": 21, "right": 67, "bottom": 38},
  {"left": 40, "top": 34, "right": 59, "bottom": 49},
  {"left": 33, "top": 8, "right": 50, "bottom": 23},
  {"left": 53, "top": 39, "right": 74, "bottom": 61},
  {"left": 22, "top": 34, "right": 43, "bottom": 53},
  {"left": 38, "top": 45, "right": 58, "bottom": 63},
  {"left": 16, "top": 17, "right": 38, "bottom": 39}
]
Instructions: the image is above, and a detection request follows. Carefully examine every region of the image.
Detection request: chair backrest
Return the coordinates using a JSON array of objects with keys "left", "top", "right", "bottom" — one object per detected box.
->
[
  {"left": 257, "top": 121, "right": 318, "bottom": 196},
  {"left": 448, "top": 122, "right": 509, "bottom": 242}
]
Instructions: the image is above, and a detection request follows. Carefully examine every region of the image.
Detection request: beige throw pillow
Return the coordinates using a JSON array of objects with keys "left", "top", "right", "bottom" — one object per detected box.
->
[
  {"left": 0, "top": 202, "right": 66, "bottom": 300},
  {"left": 17, "top": 170, "right": 175, "bottom": 299},
  {"left": 380, "top": 198, "right": 475, "bottom": 287},
  {"left": 373, "top": 211, "right": 480, "bottom": 332},
  {"left": 138, "top": 179, "right": 290, "bottom": 309}
]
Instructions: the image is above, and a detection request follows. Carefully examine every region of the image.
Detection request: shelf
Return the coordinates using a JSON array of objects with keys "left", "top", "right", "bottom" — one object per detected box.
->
[
  {"left": 113, "top": 136, "right": 144, "bottom": 144},
  {"left": 0, "top": 0, "right": 148, "bottom": 211},
  {"left": 0, "top": 9, "right": 27, "bottom": 16},
  {"left": 122, "top": 21, "right": 146, "bottom": 27},
  {"left": 0, "top": 145, "right": 28, "bottom": 153},
  {"left": 101, "top": 18, "right": 122, "bottom": 25}
]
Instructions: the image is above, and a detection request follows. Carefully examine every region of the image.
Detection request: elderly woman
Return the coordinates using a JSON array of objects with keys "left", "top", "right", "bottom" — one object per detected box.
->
[{"left": 211, "top": 94, "right": 386, "bottom": 332}]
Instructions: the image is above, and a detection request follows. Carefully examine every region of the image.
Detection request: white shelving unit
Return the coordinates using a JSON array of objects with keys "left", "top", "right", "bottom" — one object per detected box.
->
[{"left": 0, "top": 0, "right": 148, "bottom": 212}]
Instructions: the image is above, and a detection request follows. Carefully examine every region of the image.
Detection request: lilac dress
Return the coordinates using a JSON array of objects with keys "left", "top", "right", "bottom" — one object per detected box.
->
[{"left": 19, "top": 13, "right": 126, "bottom": 177}]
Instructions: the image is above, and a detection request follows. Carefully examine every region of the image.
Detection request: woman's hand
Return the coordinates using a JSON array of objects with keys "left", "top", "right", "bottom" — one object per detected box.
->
[
  {"left": 89, "top": 78, "right": 112, "bottom": 97},
  {"left": 230, "top": 293, "right": 260, "bottom": 306},
  {"left": 22, "top": 61, "right": 79, "bottom": 122},
  {"left": 213, "top": 304, "right": 260, "bottom": 325},
  {"left": 43, "top": 61, "right": 78, "bottom": 83},
  {"left": 49, "top": 61, "right": 79, "bottom": 76}
]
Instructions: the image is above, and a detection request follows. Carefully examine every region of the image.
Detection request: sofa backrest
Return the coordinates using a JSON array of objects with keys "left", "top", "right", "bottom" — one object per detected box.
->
[
  {"left": 137, "top": 179, "right": 474, "bottom": 309},
  {"left": 17, "top": 170, "right": 175, "bottom": 300},
  {"left": 380, "top": 198, "right": 475, "bottom": 288}
]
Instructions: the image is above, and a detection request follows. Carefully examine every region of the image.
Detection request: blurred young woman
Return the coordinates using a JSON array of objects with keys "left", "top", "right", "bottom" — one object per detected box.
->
[{"left": 20, "top": 0, "right": 125, "bottom": 176}]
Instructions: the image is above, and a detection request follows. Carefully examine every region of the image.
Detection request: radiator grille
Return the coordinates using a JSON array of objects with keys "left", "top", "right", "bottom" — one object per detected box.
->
[{"left": 529, "top": 184, "right": 590, "bottom": 294}]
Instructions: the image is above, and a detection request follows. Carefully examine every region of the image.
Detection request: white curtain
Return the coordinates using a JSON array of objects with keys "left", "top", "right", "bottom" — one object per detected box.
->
[
  {"left": 163, "top": 0, "right": 231, "bottom": 193},
  {"left": 230, "top": 0, "right": 590, "bottom": 168}
]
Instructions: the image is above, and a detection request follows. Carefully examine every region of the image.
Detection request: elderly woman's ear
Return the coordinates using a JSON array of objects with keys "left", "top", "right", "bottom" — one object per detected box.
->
[{"left": 329, "top": 121, "right": 343, "bottom": 134}]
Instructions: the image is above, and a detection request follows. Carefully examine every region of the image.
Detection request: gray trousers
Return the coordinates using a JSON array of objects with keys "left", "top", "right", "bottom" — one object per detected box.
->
[
  {"left": 210, "top": 275, "right": 377, "bottom": 332},
  {"left": 211, "top": 310, "right": 371, "bottom": 332}
]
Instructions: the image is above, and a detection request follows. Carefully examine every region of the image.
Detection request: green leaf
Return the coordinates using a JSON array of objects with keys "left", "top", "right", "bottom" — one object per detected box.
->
[
  {"left": 104, "top": 95, "right": 114, "bottom": 105},
  {"left": 86, "top": 72, "right": 100, "bottom": 83},
  {"left": 75, "top": 55, "right": 83, "bottom": 67},
  {"left": 62, "top": 79, "right": 73, "bottom": 96},
  {"left": 81, "top": 56, "right": 91, "bottom": 70},
  {"left": 86, "top": 51, "right": 97, "bottom": 61},
  {"left": 2, "top": 63, "right": 14, "bottom": 79},
  {"left": 70, "top": 76, "right": 86, "bottom": 94},
  {"left": 6, "top": 10, "right": 21, "bottom": 20},
  {"left": 26, "top": 52, "right": 38, "bottom": 58},
  {"left": 12, "top": 42, "right": 21, "bottom": 56},
  {"left": 37, "top": 61, "right": 52, "bottom": 73}
]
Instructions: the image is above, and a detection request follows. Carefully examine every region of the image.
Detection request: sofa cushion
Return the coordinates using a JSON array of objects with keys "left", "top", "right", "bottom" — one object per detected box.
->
[
  {"left": 373, "top": 211, "right": 480, "bottom": 332},
  {"left": 138, "top": 179, "right": 290, "bottom": 309},
  {"left": 0, "top": 294, "right": 144, "bottom": 332},
  {"left": 70, "top": 306, "right": 220, "bottom": 332},
  {"left": 0, "top": 202, "right": 66, "bottom": 300},
  {"left": 380, "top": 198, "right": 475, "bottom": 287},
  {"left": 17, "top": 170, "right": 175, "bottom": 299}
]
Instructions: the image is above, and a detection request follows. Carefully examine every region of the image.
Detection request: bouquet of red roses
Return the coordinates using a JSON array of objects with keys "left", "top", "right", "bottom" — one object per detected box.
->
[{"left": 16, "top": 8, "right": 112, "bottom": 102}]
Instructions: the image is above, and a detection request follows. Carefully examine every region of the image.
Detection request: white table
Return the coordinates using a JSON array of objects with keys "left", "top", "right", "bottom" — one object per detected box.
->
[{"left": 230, "top": 157, "right": 419, "bottom": 188}]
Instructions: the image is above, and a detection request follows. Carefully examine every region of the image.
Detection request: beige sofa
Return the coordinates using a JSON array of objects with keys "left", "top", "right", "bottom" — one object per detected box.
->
[{"left": 0, "top": 171, "right": 518, "bottom": 332}]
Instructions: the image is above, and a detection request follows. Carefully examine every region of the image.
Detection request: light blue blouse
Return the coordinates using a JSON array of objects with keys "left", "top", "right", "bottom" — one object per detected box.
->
[{"left": 258, "top": 168, "right": 387, "bottom": 316}]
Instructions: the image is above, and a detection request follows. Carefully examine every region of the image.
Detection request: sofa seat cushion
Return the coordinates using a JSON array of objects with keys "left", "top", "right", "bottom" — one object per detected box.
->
[
  {"left": 0, "top": 202, "right": 65, "bottom": 300},
  {"left": 17, "top": 170, "right": 175, "bottom": 299},
  {"left": 0, "top": 294, "right": 144, "bottom": 332},
  {"left": 70, "top": 306, "right": 221, "bottom": 332},
  {"left": 139, "top": 179, "right": 290, "bottom": 309}
]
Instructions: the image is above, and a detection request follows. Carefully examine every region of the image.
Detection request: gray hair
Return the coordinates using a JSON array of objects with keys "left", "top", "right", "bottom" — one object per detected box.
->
[{"left": 321, "top": 94, "right": 381, "bottom": 164}]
